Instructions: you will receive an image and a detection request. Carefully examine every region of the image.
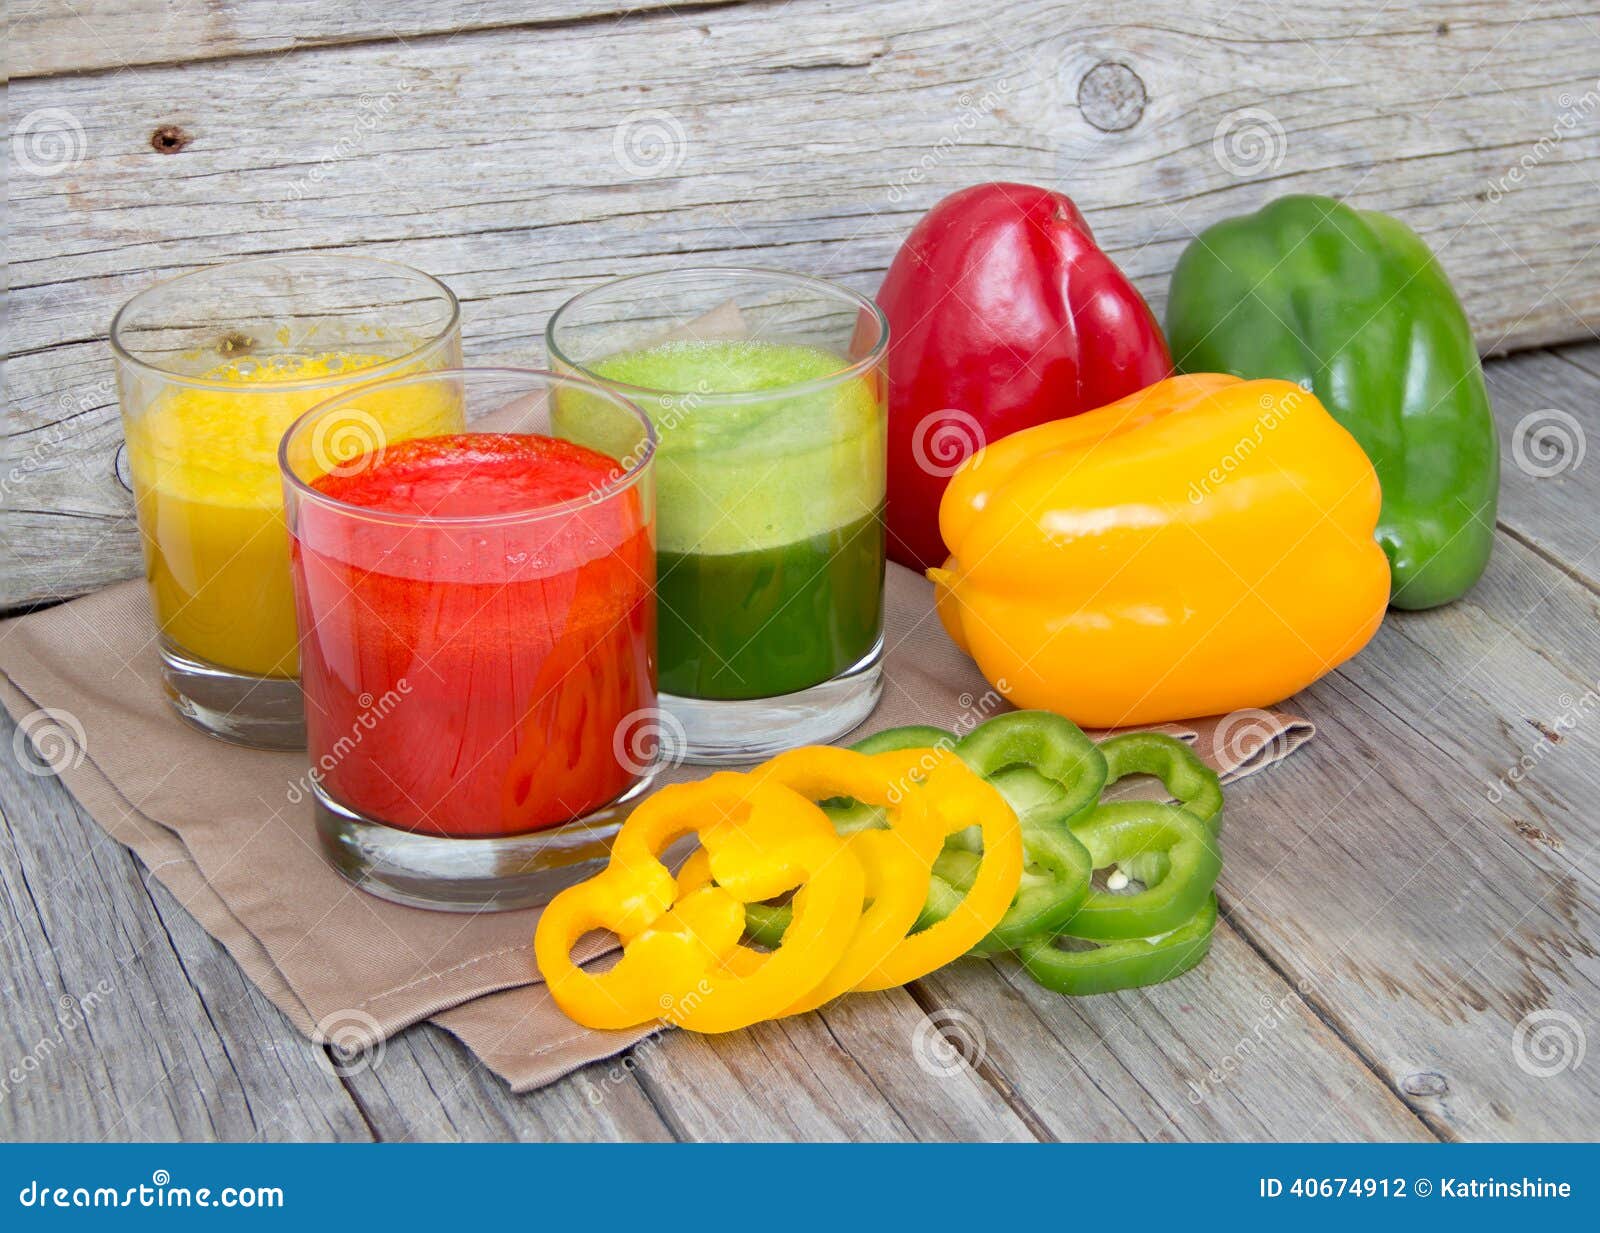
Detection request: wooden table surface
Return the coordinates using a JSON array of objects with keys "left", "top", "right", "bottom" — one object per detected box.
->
[
  {"left": 2, "top": 341, "right": 1596, "bottom": 1141},
  {"left": 5, "top": 0, "right": 1599, "bottom": 1143}
]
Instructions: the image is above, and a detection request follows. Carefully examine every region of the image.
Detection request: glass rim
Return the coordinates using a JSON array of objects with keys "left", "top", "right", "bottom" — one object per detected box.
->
[
  {"left": 544, "top": 265, "right": 890, "bottom": 406},
  {"left": 278, "top": 366, "right": 657, "bottom": 530},
  {"left": 109, "top": 253, "right": 462, "bottom": 393}
]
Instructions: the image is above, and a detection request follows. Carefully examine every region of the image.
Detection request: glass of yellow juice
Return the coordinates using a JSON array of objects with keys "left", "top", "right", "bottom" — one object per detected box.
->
[{"left": 110, "top": 255, "right": 462, "bottom": 748}]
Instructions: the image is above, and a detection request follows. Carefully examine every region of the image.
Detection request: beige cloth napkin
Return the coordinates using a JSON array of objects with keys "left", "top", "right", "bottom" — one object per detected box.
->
[{"left": 0, "top": 564, "right": 1311, "bottom": 1092}]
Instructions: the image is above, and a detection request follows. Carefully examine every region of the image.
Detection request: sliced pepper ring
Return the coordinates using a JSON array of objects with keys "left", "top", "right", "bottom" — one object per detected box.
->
[
  {"left": 851, "top": 725, "right": 955, "bottom": 756},
  {"left": 1062, "top": 801, "right": 1221, "bottom": 941},
  {"left": 868, "top": 712, "right": 1103, "bottom": 954},
  {"left": 700, "top": 747, "right": 941, "bottom": 1013},
  {"left": 958, "top": 711, "right": 1108, "bottom": 830},
  {"left": 1099, "top": 730, "right": 1223, "bottom": 833},
  {"left": 751, "top": 713, "right": 1104, "bottom": 957},
  {"left": 682, "top": 825, "right": 930, "bottom": 1014},
  {"left": 947, "top": 712, "right": 1102, "bottom": 951},
  {"left": 747, "top": 741, "right": 1026, "bottom": 984},
  {"left": 1020, "top": 893, "right": 1217, "bottom": 995},
  {"left": 852, "top": 745, "right": 1023, "bottom": 990},
  {"left": 742, "top": 744, "right": 944, "bottom": 948},
  {"left": 534, "top": 774, "right": 865, "bottom": 1034}
]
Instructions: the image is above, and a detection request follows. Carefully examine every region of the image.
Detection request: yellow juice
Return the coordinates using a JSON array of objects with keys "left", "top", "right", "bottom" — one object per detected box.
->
[{"left": 124, "top": 353, "right": 458, "bottom": 677}]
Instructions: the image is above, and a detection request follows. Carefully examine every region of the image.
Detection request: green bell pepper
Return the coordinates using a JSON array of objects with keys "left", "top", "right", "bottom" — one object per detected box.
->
[{"left": 1166, "top": 193, "right": 1499, "bottom": 610}]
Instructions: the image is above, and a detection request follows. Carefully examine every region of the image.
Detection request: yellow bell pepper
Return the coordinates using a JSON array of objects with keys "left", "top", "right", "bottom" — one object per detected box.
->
[
  {"left": 930, "top": 374, "right": 1389, "bottom": 727},
  {"left": 534, "top": 774, "right": 865, "bottom": 1033}
]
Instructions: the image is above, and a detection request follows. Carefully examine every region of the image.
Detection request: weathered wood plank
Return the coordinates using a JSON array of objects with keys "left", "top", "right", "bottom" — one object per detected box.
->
[
  {"left": 911, "top": 926, "right": 1433, "bottom": 1142},
  {"left": 1204, "top": 528, "right": 1600, "bottom": 1141},
  {"left": 0, "top": 706, "right": 371, "bottom": 1141},
  {"left": 334, "top": 1022, "right": 674, "bottom": 1143},
  {"left": 6, "top": 1, "right": 698, "bottom": 77},
  {"left": 1482, "top": 344, "right": 1600, "bottom": 589},
  {"left": 621, "top": 988, "right": 1039, "bottom": 1141},
  {"left": 6, "top": 0, "right": 1600, "bottom": 604}
]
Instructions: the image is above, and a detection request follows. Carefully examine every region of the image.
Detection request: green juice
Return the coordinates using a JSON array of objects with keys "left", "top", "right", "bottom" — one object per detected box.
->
[{"left": 587, "top": 338, "right": 885, "bottom": 701}]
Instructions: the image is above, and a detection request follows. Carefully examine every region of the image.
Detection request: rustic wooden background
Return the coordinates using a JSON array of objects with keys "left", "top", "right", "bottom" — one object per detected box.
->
[
  {"left": 6, "top": 0, "right": 1600, "bottom": 609},
  {"left": 4, "top": 0, "right": 1600, "bottom": 1144}
]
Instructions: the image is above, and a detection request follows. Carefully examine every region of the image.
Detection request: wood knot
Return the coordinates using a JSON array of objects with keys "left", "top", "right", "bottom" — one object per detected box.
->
[
  {"left": 150, "top": 125, "right": 191, "bottom": 154},
  {"left": 1527, "top": 717, "right": 1563, "bottom": 743},
  {"left": 1401, "top": 1071, "right": 1449, "bottom": 1098},
  {"left": 1512, "top": 818, "right": 1563, "bottom": 849},
  {"left": 1077, "top": 62, "right": 1146, "bottom": 132}
]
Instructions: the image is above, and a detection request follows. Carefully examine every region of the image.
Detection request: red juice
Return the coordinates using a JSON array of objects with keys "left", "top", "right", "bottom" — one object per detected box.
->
[{"left": 290, "top": 433, "right": 655, "bottom": 837}]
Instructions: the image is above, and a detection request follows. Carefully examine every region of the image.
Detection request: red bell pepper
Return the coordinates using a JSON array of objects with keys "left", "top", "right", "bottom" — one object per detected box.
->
[{"left": 876, "top": 182, "right": 1172, "bottom": 569}]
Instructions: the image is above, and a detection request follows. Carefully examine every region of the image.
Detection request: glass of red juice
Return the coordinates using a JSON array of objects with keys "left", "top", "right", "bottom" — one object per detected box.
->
[{"left": 279, "top": 368, "right": 657, "bottom": 911}]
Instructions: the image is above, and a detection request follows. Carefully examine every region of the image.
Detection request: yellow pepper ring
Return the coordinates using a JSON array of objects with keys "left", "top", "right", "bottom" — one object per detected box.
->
[
  {"left": 535, "top": 774, "right": 866, "bottom": 1035},
  {"left": 749, "top": 747, "right": 942, "bottom": 1010},
  {"left": 534, "top": 862, "right": 738, "bottom": 1032},
  {"left": 755, "top": 745, "right": 945, "bottom": 863},
  {"left": 680, "top": 825, "right": 932, "bottom": 1015},
  {"left": 852, "top": 746, "right": 1024, "bottom": 992}
]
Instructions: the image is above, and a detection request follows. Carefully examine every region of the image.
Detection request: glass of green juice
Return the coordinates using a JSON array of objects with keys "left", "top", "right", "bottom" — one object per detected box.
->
[{"left": 547, "top": 267, "right": 889, "bottom": 763}]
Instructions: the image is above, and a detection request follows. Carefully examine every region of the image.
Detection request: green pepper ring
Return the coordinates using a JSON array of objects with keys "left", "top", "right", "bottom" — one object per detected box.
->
[
  {"left": 1097, "top": 731, "right": 1222, "bottom": 887},
  {"left": 745, "top": 712, "right": 1104, "bottom": 953},
  {"left": 1062, "top": 801, "right": 1221, "bottom": 941},
  {"left": 1099, "top": 730, "right": 1223, "bottom": 833},
  {"left": 1020, "top": 894, "right": 1217, "bottom": 996}
]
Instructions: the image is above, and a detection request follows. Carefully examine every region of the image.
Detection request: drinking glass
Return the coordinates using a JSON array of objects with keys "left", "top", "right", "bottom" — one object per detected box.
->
[
  {"left": 547, "top": 267, "right": 888, "bottom": 763},
  {"left": 280, "top": 368, "right": 657, "bottom": 910},
  {"left": 111, "top": 254, "right": 461, "bottom": 749}
]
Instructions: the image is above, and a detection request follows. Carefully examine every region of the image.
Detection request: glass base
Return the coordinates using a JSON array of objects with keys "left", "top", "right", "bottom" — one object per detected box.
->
[
  {"left": 159, "top": 640, "right": 306, "bottom": 751},
  {"left": 312, "top": 770, "right": 659, "bottom": 912},
  {"left": 663, "top": 635, "right": 884, "bottom": 765}
]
